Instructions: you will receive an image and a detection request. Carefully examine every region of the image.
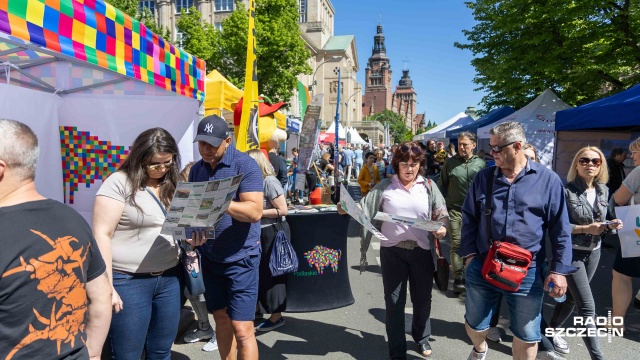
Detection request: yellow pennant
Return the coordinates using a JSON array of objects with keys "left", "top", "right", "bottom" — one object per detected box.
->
[{"left": 236, "top": 0, "right": 260, "bottom": 152}]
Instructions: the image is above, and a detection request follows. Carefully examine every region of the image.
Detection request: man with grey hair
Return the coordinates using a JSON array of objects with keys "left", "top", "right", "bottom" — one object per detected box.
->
[
  {"left": 0, "top": 119, "right": 112, "bottom": 360},
  {"left": 458, "top": 121, "right": 575, "bottom": 360}
]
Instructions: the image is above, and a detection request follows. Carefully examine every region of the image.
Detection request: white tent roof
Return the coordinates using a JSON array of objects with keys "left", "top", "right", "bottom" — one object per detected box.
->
[
  {"left": 414, "top": 112, "right": 467, "bottom": 141},
  {"left": 429, "top": 114, "right": 475, "bottom": 138},
  {"left": 347, "top": 126, "right": 367, "bottom": 144},
  {"left": 477, "top": 89, "right": 571, "bottom": 166},
  {"left": 325, "top": 120, "right": 347, "bottom": 138}
]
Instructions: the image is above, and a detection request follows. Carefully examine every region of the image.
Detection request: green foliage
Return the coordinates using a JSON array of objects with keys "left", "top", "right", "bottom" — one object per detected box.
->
[
  {"left": 176, "top": 0, "right": 312, "bottom": 102},
  {"left": 366, "top": 110, "right": 413, "bottom": 144},
  {"left": 105, "top": 0, "right": 171, "bottom": 40},
  {"left": 456, "top": 0, "right": 640, "bottom": 109}
]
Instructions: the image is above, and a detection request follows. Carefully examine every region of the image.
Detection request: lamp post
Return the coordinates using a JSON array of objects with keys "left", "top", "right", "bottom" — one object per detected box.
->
[
  {"left": 343, "top": 89, "right": 363, "bottom": 127},
  {"left": 309, "top": 55, "right": 342, "bottom": 96}
]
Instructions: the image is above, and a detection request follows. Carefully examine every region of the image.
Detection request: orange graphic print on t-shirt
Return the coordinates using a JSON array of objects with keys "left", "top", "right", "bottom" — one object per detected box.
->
[{"left": 1, "top": 230, "right": 89, "bottom": 360}]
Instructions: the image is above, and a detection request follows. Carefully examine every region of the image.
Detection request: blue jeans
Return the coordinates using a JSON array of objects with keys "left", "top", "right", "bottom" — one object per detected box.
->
[
  {"left": 465, "top": 257, "right": 544, "bottom": 342},
  {"left": 108, "top": 267, "right": 181, "bottom": 360}
]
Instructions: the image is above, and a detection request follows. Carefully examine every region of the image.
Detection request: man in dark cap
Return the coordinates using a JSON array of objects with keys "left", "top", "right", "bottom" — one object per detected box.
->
[{"left": 189, "top": 115, "right": 264, "bottom": 360}]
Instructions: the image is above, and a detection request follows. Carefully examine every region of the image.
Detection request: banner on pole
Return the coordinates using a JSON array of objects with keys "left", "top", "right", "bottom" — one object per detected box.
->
[
  {"left": 236, "top": 0, "right": 260, "bottom": 152},
  {"left": 295, "top": 94, "right": 324, "bottom": 191}
]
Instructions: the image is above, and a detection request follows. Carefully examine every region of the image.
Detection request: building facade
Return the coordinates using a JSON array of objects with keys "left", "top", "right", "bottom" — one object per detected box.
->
[{"left": 362, "top": 24, "right": 420, "bottom": 131}]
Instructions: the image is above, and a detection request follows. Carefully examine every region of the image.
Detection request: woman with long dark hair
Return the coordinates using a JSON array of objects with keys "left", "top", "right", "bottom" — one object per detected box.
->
[
  {"left": 93, "top": 128, "right": 188, "bottom": 359},
  {"left": 359, "top": 141, "right": 449, "bottom": 359}
]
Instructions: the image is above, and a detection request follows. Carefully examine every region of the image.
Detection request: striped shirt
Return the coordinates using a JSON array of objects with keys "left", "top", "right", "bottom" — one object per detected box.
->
[{"left": 189, "top": 144, "right": 264, "bottom": 263}]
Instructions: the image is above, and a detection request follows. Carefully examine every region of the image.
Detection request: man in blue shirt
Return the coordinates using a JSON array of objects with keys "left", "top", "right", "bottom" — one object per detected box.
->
[
  {"left": 189, "top": 115, "right": 264, "bottom": 360},
  {"left": 342, "top": 145, "right": 355, "bottom": 182},
  {"left": 459, "top": 122, "right": 575, "bottom": 360}
]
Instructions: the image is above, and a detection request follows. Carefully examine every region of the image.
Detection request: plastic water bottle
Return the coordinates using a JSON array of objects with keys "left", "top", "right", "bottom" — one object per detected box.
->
[{"left": 548, "top": 282, "right": 566, "bottom": 303}]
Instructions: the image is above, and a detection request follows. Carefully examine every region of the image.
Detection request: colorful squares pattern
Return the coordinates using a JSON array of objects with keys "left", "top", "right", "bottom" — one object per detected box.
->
[
  {"left": 1, "top": 0, "right": 205, "bottom": 100},
  {"left": 60, "top": 126, "right": 129, "bottom": 204}
]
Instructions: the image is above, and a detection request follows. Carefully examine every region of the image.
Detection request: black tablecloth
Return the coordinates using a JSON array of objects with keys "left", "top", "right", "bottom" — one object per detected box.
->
[{"left": 285, "top": 211, "right": 354, "bottom": 312}]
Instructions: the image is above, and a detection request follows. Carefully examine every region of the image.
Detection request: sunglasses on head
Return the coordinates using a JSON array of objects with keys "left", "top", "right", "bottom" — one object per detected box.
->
[
  {"left": 400, "top": 145, "right": 421, "bottom": 155},
  {"left": 578, "top": 157, "right": 602, "bottom": 166},
  {"left": 146, "top": 161, "right": 174, "bottom": 171}
]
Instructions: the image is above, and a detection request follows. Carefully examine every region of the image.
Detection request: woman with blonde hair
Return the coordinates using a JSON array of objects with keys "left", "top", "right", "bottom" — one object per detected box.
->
[
  {"left": 523, "top": 143, "right": 540, "bottom": 163},
  {"left": 611, "top": 137, "right": 640, "bottom": 329},
  {"left": 548, "top": 146, "right": 622, "bottom": 359},
  {"left": 246, "top": 149, "right": 290, "bottom": 332}
]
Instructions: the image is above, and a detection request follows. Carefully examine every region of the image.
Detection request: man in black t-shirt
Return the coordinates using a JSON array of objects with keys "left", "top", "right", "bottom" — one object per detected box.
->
[{"left": 0, "top": 119, "right": 112, "bottom": 360}]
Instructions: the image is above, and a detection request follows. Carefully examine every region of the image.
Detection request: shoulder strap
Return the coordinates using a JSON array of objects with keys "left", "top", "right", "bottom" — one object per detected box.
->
[
  {"left": 145, "top": 187, "right": 167, "bottom": 217},
  {"left": 484, "top": 169, "right": 495, "bottom": 244}
]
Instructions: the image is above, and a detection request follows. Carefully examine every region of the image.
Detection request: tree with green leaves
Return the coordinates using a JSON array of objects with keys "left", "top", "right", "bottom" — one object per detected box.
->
[
  {"left": 176, "top": 0, "right": 311, "bottom": 102},
  {"left": 105, "top": 0, "right": 171, "bottom": 40},
  {"left": 366, "top": 110, "right": 413, "bottom": 143},
  {"left": 455, "top": 0, "right": 640, "bottom": 110}
]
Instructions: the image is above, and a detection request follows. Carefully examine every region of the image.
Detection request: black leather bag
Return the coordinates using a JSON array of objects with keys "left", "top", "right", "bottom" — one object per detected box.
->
[{"left": 433, "top": 237, "right": 449, "bottom": 292}]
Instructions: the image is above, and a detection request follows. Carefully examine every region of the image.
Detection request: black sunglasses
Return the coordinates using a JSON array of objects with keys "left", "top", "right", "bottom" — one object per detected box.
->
[
  {"left": 578, "top": 157, "right": 602, "bottom": 166},
  {"left": 400, "top": 145, "right": 421, "bottom": 155},
  {"left": 489, "top": 141, "right": 516, "bottom": 153}
]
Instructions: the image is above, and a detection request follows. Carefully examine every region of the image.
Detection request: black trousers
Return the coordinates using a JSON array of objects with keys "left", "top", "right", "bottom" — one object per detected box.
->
[
  {"left": 380, "top": 246, "right": 434, "bottom": 359},
  {"left": 257, "top": 222, "right": 291, "bottom": 314}
]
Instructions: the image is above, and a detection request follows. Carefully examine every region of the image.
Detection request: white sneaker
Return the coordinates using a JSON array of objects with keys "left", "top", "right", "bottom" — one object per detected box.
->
[
  {"left": 486, "top": 326, "right": 502, "bottom": 342},
  {"left": 552, "top": 334, "right": 570, "bottom": 354},
  {"left": 202, "top": 334, "right": 218, "bottom": 352},
  {"left": 537, "top": 350, "right": 565, "bottom": 360},
  {"left": 467, "top": 347, "right": 488, "bottom": 360}
]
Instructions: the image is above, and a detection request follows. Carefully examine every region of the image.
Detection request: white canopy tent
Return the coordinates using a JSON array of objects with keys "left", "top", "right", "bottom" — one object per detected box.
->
[
  {"left": 347, "top": 126, "right": 367, "bottom": 144},
  {"left": 325, "top": 120, "right": 347, "bottom": 138},
  {"left": 477, "top": 89, "right": 571, "bottom": 166},
  {"left": 414, "top": 112, "right": 468, "bottom": 142},
  {"left": 428, "top": 114, "right": 475, "bottom": 139}
]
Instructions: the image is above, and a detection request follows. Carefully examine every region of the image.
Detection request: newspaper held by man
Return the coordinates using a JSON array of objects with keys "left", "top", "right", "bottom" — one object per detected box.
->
[{"left": 162, "top": 174, "right": 243, "bottom": 239}]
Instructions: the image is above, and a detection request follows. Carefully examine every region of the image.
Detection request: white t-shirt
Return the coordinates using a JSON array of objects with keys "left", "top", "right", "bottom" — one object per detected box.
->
[
  {"left": 585, "top": 188, "right": 597, "bottom": 208},
  {"left": 96, "top": 171, "right": 179, "bottom": 273},
  {"left": 622, "top": 166, "right": 640, "bottom": 204}
]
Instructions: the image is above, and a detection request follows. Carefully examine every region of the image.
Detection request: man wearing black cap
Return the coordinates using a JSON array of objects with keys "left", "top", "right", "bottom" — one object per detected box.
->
[{"left": 188, "top": 115, "right": 264, "bottom": 360}]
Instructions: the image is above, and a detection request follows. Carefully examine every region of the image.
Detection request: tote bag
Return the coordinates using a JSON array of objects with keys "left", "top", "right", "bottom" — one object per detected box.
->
[
  {"left": 269, "top": 222, "right": 299, "bottom": 276},
  {"left": 613, "top": 203, "right": 640, "bottom": 258}
]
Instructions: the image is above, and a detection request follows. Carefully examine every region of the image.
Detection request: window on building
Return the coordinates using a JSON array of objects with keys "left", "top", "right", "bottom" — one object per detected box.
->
[
  {"left": 176, "top": 0, "right": 193, "bottom": 13},
  {"left": 298, "top": 0, "right": 307, "bottom": 23},
  {"left": 214, "top": 22, "right": 223, "bottom": 31},
  {"left": 175, "top": 32, "right": 184, "bottom": 49},
  {"left": 215, "top": 0, "right": 234, "bottom": 11},
  {"left": 139, "top": 1, "right": 155, "bottom": 16}
]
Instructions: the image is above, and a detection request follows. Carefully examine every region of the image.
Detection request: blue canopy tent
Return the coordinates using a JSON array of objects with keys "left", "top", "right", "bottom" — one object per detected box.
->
[
  {"left": 556, "top": 83, "right": 640, "bottom": 131},
  {"left": 553, "top": 83, "right": 640, "bottom": 177},
  {"left": 446, "top": 106, "right": 515, "bottom": 139}
]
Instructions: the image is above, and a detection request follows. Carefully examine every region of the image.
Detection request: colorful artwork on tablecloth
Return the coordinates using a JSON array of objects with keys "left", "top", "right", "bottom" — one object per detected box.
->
[
  {"left": 60, "top": 126, "right": 128, "bottom": 204},
  {"left": 303, "top": 245, "right": 342, "bottom": 275},
  {"left": 0, "top": 0, "right": 205, "bottom": 100}
]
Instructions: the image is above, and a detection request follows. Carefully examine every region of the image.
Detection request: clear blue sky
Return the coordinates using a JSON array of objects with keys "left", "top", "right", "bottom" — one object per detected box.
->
[{"left": 332, "top": 0, "right": 485, "bottom": 125}]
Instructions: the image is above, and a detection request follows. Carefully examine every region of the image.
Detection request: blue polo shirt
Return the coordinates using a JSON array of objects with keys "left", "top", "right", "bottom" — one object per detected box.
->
[
  {"left": 459, "top": 160, "right": 576, "bottom": 275},
  {"left": 188, "top": 144, "right": 264, "bottom": 263}
]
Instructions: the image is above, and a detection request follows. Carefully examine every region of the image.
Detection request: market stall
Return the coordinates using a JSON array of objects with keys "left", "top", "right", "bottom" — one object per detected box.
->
[{"left": 0, "top": 0, "right": 206, "bottom": 222}]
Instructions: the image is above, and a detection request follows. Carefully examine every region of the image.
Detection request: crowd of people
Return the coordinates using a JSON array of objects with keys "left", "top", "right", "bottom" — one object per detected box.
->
[{"left": 1, "top": 116, "right": 639, "bottom": 360}]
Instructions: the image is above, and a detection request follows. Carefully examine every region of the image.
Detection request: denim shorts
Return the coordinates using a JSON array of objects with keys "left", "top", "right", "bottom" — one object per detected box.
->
[
  {"left": 464, "top": 257, "right": 544, "bottom": 342},
  {"left": 202, "top": 253, "right": 260, "bottom": 321}
]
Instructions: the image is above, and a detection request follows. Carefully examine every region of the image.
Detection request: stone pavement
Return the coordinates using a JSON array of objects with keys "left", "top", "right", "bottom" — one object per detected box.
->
[{"left": 170, "top": 182, "right": 640, "bottom": 359}]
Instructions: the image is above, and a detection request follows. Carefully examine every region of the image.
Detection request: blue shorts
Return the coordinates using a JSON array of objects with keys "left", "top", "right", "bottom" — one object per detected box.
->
[
  {"left": 464, "top": 257, "right": 544, "bottom": 342},
  {"left": 202, "top": 253, "right": 260, "bottom": 321}
]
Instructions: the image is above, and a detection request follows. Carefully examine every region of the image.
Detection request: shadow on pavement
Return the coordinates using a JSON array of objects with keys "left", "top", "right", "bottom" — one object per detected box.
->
[{"left": 254, "top": 317, "right": 389, "bottom": 359}]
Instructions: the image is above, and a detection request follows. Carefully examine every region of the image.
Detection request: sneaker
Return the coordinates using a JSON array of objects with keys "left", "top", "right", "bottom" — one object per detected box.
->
[
  {"left": 183, "top": 326, "right": 213, "bottom": 343},
  {"left": 202, "top": 335, "right": 219, "bottom": 352},
  {"left": 255, "top": 317, "right": 285, "bottom": 332},
  {"left": 467, "top": 347, "right": 488, "bottom": 360},
  {"left": 453, "top": 279, "right": 466, "bottom": 293},
  {"left": 537, "top": 350, "right": 565, "bottom": 360},
  {"left": 486, "top": 327, "right": 502, "bottom": 343},
  {"left": 552, "top": 334, "right": 570, "bottom": 354}
]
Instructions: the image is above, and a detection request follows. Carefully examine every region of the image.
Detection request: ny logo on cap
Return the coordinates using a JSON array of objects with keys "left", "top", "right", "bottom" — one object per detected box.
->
[{"left": 204, "top": 123, "right": 214, "bottom": 133}]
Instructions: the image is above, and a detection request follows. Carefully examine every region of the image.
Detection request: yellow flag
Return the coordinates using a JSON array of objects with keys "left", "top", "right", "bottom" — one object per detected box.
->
[{"left": 236, "top": 0, "right": 260, "bottom": 152}]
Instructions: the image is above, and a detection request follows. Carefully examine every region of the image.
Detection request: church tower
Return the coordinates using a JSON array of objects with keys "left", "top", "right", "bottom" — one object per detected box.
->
[
  {"left": 392, "top": 68, "right": 417, "bottom": 128},
  {"left": 363, "top": 23, "right": 393, "bottom": 117}
]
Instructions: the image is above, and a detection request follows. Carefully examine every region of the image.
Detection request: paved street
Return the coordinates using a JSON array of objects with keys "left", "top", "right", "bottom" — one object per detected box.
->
[{"left": 172, "top": 215, "right": 640, "bottom": 359}]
